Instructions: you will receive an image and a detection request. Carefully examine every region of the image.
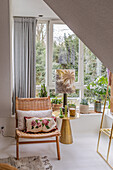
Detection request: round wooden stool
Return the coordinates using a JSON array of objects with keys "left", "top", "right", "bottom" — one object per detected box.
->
[{"left": 0, "top": 163, "right": 17, "bottom": 170}]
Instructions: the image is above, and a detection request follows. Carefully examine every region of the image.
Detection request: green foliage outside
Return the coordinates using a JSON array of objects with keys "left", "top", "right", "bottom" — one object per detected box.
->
[
  {"left": 84, "top": 46, "right": 107, "bottom": 85},
  {"left": 52, "top": 33, "right": 79, "bottom": 82},
  {"left": 36, "top": 24, "right": 46, "bottom": 85}
]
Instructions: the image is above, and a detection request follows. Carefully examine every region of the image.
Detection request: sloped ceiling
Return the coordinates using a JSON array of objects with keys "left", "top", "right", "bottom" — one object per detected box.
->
[{"left": 44, "top": 0, "right": 113, "bottom": 72}]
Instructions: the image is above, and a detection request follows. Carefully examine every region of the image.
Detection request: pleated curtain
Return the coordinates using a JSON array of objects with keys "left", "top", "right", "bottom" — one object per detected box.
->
[{"left": 12, "top": 17, "right": 37, "bottom": 114}]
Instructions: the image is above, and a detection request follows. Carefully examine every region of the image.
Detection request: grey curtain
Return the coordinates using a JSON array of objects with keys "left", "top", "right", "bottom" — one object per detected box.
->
[{"left": 12, "top": 17, "right": 37, "bottom": 114}]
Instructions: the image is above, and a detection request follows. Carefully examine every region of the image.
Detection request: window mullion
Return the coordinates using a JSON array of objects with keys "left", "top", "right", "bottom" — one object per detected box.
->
[
  {"left": 46, "top": 21, "right": 49, "bottom": 87},
  {"left": 48, "top": 21, "right": 53, "bottom": 86},
  {"left": 79, "top": 40, "right": 84, "bottom": 100}
]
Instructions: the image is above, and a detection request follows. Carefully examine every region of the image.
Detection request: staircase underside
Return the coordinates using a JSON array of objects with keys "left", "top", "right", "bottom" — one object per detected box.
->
[{"left": 44, "top": 0, "right": 113, "bottom": 72}]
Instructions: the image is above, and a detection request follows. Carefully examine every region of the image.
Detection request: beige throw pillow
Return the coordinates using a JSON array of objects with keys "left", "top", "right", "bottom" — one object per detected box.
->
[{"left": 17, "top": 110, "right": 52, "bottom": 130}]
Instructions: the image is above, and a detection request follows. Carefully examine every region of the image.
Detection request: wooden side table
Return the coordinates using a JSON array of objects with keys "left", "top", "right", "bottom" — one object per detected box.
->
[{"left": 53, "top": 111, "right": 80, "bottom": 144}]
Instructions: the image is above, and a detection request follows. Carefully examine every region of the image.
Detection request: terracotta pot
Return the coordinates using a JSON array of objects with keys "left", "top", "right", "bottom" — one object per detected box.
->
[
  {"left": 80, "top": 104, "right": 89, "bottom": 114},
  {"left": 52, "top": 103, "right": 62, "bottom": 111}
]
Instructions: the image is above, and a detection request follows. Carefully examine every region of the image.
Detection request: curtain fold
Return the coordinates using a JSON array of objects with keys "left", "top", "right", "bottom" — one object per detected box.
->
[{"left": 12, "top": 17, "right": 37, "bottom": 114}]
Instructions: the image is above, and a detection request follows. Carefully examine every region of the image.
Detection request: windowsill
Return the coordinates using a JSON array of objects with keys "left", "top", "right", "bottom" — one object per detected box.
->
[
  {"left": 79, "top": 113, "right": 102, "bottom": 116},
  {"left": 105, "top": 109, "right": 113, "bottom": 119}
]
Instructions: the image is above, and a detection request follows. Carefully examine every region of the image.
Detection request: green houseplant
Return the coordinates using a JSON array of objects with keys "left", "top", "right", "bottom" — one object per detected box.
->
[
  {"left": 59, "top": 107, "right": 64, "bottom": 118},
  {"left": 86, "top": 76, "right": 111, "bottom": 111},
  {"left": 39, "top": 84, "right": 47, "bottom": 97},
  {"left": 68, "top": 104, "right": 76, "bottom": 108},
  {"left": 51, "top": 97, "right": 62, "bottom": 111},
  {"left": 80, "top": 99, "right": 89, "bottom": 114}
]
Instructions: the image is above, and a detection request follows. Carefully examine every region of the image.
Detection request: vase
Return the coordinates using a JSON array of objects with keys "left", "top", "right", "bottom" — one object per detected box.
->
[
  {"left": 80, "top": 104, "right": 89, "bottom": 114},
  {"left": 94, "top": 101, "right": 101, "bottom": 113},
  {"left": 68, "top": 106, "right": 76, "bottom": 117}
]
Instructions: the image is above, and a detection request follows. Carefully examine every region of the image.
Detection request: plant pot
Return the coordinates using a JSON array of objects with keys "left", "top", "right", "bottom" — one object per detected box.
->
[
  {"left": 80, "top": 104, "right": 89, "bottom": 114},
  {"left": 68, "top": 106, "right": 76, "bottom": 117},
  {"left": 94, "top": 101, "right": 101, "bottom": 113},
  {"left": 52, "top": 103, "right": 62, "bottom": 111}
]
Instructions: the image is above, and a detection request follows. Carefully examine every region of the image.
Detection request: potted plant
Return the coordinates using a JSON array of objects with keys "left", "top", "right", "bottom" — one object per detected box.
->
[
  {"left": 80, "top": 99, "right": 89, "bottom": 114},
  {"left": 39, "top": 84, "right": 47, "bottom": 97},
  {"left": 68, "top": 104, "right": 76, "bottom": 117},
  {"left": 59, "top": 107, "right": 64, "bottom": 118},
  {"left": 51, "top": 97, "right": 62, "bottom": 111},
  {"left": 87, "top": 76, "right": 110, "bottom": 112}
]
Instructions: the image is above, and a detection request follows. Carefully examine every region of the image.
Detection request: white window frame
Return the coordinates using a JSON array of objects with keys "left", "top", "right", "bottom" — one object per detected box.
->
[{"left": 36, "top": 19, "right": 85, "bottom": 102}]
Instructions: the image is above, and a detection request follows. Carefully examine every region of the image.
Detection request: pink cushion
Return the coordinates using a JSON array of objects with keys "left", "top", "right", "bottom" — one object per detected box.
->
[{"left": 25, "top": 117, "right": 57, "bottom": 133}]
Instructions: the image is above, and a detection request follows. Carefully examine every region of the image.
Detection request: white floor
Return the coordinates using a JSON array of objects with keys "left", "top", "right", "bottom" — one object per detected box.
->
[{"left": 0, "top": 133, "right": 112, "bottom": 170}]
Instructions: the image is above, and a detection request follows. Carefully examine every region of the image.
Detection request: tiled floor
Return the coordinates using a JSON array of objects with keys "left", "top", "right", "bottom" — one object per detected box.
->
[{"left": 0, "top": 133, "right": 112, "bottom": 170}]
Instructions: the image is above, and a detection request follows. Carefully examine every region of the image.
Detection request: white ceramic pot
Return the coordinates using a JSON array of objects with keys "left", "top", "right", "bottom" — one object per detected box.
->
[{"left": 80, "top": 104, "right": 89, "bottom": 114}]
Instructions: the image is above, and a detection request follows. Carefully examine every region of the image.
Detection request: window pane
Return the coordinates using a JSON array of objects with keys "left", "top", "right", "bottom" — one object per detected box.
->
[
  {"left": 67, "top": 89, "right": 79, "bottom": 97},
  {"left": 84, "top": 89, "right": 95, "bottom": 104},
  {"left": 52, "top": 24, "right": 79, "bottom": 83},
  {"left": 50, "top": 89, "right": 79, "bottom": 98},
  {"left": 49, "top": 89, "right": 63, "bottom": 98},
  {"left": 36, "top": 23, "right": 46, "bottom": 85},
  {"left": 84, "top": 45, "right": 107, "bottom": 85}
]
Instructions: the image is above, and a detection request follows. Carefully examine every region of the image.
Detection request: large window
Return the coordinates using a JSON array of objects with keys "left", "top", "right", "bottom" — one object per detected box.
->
[
  {"left": 36, "top": 20, "right": 107, "bottom": 105},
  {"left": 36, "top": 22, "right": 47, "bottom": 86},
  {"left": 84, "top": 45, "right": 107, "bottom": 85},
  {"left": 52, "top": 24, "right": 79, "bottom": 82}
]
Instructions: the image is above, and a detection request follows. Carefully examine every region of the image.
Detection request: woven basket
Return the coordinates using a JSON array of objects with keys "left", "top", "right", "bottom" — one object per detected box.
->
[{"left": 52, "top": 103, "right": 62, "bottom": 111}]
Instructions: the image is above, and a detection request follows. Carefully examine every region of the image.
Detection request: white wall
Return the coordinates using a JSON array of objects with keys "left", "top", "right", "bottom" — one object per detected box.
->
[
  {"left": 0, "top": 0, "right": 111, "bottom": 137},
  {"left": 0, "top": 0, "right": 11, "bottom": 118},
  {"left": 12, "top": 0, "right": 58, "bottom": 18}
]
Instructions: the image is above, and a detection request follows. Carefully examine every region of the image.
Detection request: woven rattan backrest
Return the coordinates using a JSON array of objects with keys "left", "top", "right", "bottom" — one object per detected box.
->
[{"left": 15, "top": 96, "right": 51, "bottom": 128}]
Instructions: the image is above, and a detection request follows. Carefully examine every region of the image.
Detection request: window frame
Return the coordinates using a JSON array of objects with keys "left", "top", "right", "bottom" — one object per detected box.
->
[
  {"left": 36, "top": 20, "right": 49, "bottom": 88},
  {"left": 36, "top": 19, "right": 85, "bottom": 101}
]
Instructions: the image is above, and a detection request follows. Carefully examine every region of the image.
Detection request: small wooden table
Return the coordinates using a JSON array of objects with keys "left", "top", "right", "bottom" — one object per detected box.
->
[{"left": 53, "top": 111, "right": 80, "bottom": 144}]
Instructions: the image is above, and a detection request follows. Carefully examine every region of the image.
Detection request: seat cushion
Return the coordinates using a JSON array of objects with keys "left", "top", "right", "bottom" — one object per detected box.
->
[{"left": 16, "top": 129, "right": 61, "bottom": 138}]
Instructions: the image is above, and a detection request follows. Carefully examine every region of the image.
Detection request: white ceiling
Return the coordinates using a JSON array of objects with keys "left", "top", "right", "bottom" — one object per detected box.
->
[{"left": 12, "top": 0, "right": 59, "bottom": 19}]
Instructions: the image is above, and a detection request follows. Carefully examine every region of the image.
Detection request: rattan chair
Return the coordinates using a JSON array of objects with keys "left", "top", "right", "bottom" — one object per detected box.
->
[{"left": 15, "top": 96, "right": 61, "bottom": 160}]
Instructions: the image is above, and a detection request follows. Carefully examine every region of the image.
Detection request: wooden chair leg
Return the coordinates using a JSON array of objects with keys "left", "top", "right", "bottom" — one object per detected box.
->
[
  {"left": 97, "top": 85, "right": 109, "bottom": 153},
  {"left": 56, "top": 136, "right": 60, "bottom": 160},
  {"left": 97, "top": 130, "right": 101, "bottom": 152},
  {"left": 16, "top": 136, "right": 19, "bottom": 160},
  {"left": 107, "top": 136, "right": 112, "bottom": 161},
  {"left": 107, "top": 123, "right": 113, "bottom": 161}
]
